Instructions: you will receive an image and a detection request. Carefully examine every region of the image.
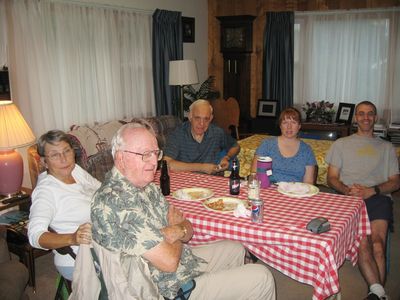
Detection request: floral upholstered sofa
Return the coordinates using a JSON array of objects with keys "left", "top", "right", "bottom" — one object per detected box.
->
[{"left": 27, "top": 115, "right": 181, "bottom": 188}]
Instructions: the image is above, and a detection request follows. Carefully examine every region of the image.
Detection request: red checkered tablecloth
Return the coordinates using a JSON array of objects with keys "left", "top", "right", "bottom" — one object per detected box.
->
[{"left": 155, "top": 171, "right": 370, "bottom": 300}]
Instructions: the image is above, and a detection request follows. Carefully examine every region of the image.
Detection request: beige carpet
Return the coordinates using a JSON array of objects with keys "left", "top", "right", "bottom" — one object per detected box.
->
[{"left": 22, "top": 192, "right": 400, "bottom": 300}]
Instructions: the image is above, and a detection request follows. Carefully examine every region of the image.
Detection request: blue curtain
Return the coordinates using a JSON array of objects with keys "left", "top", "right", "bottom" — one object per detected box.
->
[
  {"left": 262, "top": 12, "right": 294, "bottom": 112},
  {"left": 152, "top": 9, "right": 183, "bottom": 116}
]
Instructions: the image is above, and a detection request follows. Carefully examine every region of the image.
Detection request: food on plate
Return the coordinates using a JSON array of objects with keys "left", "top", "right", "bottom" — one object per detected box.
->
[
  {"left": 204, "top": 198, "right": 246, "bottom": 211},
  {"left": 172, "top": 188, "right": 214, "bottom": 201},
  {"left": 205, "top": 199, "right": 225, "bottom": 210},
  {"left": 278, "top": 182, "right": 310, "bottom": 194},
  {"left": 187, "top": 191, "right": 207, "bottom": 200}
]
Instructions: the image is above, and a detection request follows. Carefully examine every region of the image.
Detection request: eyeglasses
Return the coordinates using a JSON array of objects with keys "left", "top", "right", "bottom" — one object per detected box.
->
[
  {"left": 45, "top": 148, "right": 74, "bottom": 161},
  {"left": 121, "top": 149, "right": 163, "bottom": 162}
]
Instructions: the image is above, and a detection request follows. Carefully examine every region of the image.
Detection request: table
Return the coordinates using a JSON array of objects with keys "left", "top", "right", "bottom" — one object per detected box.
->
[
  {"left": 237, "top": 134, "right": 400, "bottom": 186},
  {"left": 0, "top": 189, "right": 50, "bottom": 291},
  {"left": 160, "top": 171, "right": 370, "bottom": 300}
]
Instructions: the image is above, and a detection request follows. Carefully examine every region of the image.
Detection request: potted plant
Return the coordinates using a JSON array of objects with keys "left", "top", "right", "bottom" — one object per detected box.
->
[
  {"left": 183, "top": 76, "right": 220, "bottom": 112},
  {"left": 302, "top": 101, "right": 336, "bottom": 124}
]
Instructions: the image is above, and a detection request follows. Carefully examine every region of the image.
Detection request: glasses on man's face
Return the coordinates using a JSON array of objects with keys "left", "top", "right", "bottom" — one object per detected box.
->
[
  {"left": 45, "top": 148, "right": 74, "bottom": 161},
  {"left": 121, "top": 149, "right": 163, "bottom": 162},
  {"left": 356, "top": 111, "right": 375, "bottom": 117}
]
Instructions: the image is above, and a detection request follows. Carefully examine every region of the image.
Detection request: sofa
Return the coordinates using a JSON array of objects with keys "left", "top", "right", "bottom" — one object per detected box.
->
[
  {"left": 0, "top": 226, "right": 29, "bottom": 300},
  {"left": 28, "top": 115, "right": 181, "bottom": 187}
]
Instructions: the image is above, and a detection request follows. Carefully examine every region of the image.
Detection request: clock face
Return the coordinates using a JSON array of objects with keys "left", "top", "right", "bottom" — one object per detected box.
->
[{"left": 224, "top": 27, "right": 245, "bottom": 49}]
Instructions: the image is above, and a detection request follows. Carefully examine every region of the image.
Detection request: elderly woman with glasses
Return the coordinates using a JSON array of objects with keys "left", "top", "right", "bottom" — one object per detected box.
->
[{"left": 28, "top": 130, "right": 101, "bottom": 281}]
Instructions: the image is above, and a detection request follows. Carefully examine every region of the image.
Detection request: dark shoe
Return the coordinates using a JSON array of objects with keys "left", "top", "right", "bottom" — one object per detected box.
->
[{"left": 364, "top": 293, "right": 381, "bottom": 300}]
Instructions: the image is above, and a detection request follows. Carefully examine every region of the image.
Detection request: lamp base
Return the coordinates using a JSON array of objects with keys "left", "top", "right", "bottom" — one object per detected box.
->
[
  {"left": 0, "top": 149, "right": 24, "bottom": 196},
  {"left": 0, "top": 190, "right": 26, "bottom": 202}
]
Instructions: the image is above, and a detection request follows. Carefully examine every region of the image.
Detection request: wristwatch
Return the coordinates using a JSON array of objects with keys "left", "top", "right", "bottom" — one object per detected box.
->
[
  {"left": 180, "top": 225, "right": 188, "bottom": 239},
  {"left": 374, "top": 185, "right": 381, "bottom": 195}
]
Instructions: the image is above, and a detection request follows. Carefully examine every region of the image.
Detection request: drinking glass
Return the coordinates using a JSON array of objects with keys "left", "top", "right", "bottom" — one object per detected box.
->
[{"left": 247, "top": 173, "right": 260, "bottom": 200}]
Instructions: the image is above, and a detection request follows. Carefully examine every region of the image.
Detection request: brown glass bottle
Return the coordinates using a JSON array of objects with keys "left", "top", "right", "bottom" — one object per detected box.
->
[
  {"left": 160, "top": 160, "right": 170, "bottom": 196},
  {"left": 229, "top": 158, "right": 240, "bottom": 195}
]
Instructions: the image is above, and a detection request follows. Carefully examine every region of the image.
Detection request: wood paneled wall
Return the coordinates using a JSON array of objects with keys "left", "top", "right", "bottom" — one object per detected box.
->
[{"left": 208, "top": 0, "right": 400, "bottom": 117}]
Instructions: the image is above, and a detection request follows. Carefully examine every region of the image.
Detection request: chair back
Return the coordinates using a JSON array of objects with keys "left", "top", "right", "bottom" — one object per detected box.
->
[{"left": 211, "top": 97, "right": 240, "bottom": 139}]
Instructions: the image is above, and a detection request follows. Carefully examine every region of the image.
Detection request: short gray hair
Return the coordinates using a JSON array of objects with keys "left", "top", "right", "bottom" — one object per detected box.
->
[
  {"left": 37, "top": 130, "right": 73, "bottom": 157},
  {"left": 111, "top": 120, "right": 155, "bottom": 158},
  {"left": 189, "top": 99, "right": 213, "bottom": 114}
]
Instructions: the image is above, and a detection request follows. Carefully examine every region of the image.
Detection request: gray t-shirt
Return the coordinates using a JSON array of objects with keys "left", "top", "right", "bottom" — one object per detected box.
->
[{"left": 325, "top": 134, "right": 399, "bottom": 187}]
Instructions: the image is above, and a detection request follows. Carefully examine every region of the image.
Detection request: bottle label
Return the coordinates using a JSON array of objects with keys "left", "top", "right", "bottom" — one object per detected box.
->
[{"left": 230, "top": 179, "right": 240, "bottom": 194}]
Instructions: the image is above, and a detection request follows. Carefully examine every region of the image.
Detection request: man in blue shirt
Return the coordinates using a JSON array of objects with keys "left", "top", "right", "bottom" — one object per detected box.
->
[{"left": 164, "top": 100, "right": 240, "bottom": 174}]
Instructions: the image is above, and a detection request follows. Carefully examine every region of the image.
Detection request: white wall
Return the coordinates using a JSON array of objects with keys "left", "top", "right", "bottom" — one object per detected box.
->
[{"left": 21, "top": 0, "right": 208, "bottom": 189}]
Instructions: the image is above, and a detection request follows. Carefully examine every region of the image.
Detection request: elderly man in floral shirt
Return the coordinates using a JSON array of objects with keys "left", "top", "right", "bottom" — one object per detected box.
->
[{"left": 91, "top": 122, "right": 275, "bottom": 300}]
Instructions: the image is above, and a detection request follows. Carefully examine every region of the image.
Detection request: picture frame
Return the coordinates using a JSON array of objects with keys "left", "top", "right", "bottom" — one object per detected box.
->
[
  {"left": 335, "top": 102, "right": 355, "bottom": 125},
  {"left": 257, "top": 100, "right": 278, "bottom": 117},
  {"left": 182, "top": 17, "right": 195, "bottom": 43}
]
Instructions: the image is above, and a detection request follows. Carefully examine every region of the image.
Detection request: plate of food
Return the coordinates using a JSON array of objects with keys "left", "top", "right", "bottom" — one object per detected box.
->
[
  {"left": 203, "top": 197, "right": 249, "bottom": 213},
  {"left": 277, "top": 182, "right": 319, "bottom": 198},
  {"left": 172, "top": 187, "right": 214, "bottom": 201}
]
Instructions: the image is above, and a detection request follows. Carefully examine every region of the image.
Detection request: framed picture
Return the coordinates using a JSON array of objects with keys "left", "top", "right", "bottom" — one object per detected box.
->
[
  {"left": 335, "top": 103, "right": 355, "bottom": 125},
  {"left": 257, "top": 100, "right": 278, "bottom": 117},
  {"left": 182, "top": 17, "right": 195, "bottom": 43}
]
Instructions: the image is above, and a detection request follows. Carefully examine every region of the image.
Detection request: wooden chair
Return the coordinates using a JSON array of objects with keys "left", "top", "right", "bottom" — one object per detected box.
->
[{"left": 211, "top": 97, "right": 240, "bottom": 139}]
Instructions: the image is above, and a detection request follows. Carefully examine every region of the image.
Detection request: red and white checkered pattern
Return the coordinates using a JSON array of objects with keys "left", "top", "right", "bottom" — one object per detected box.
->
[{"left": 154, "top": 171, "right": 370, "bottom": 300}]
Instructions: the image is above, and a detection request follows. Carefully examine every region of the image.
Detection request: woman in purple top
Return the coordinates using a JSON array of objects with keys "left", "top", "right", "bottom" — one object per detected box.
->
[{"left": 251, "top": 108, "right": 317, "bottom": 184}]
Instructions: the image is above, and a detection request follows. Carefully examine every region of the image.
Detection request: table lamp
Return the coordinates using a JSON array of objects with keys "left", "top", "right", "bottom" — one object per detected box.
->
[
  {"left": 169, "top": 60, "right": 199, "bottom": 120},
  {"left": 0, "top": 100, "right": 36, "bottom": 199}
]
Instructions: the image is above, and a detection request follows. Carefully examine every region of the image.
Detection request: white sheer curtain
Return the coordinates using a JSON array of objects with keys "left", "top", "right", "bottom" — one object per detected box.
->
[
  {"left": 294, "top": 9, "right": 400, "bottom": 123},
  {"left": 3, "top": 0, "right": 154, "bottom": 134},
  {"left": 0, "top": 1, "right": 7, "bottom": 67}
]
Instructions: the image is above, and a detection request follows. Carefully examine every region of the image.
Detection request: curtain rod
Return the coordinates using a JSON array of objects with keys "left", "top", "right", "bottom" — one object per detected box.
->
[
  {"left": 50, "top": 0, "right": 154, "bottom": 15},
  {"left": 296, "top": 7, "right": 400, "bottom": 16}
]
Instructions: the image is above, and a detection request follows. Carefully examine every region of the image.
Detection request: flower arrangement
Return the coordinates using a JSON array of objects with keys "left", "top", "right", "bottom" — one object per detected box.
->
[{"left": 302, "top": 101, "right": 336, "bottom": 124}]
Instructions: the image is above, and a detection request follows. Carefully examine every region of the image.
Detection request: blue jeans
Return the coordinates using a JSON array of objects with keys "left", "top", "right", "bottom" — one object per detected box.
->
[{"left": 56, "top": 265, "right": 74, "bottom": 281}]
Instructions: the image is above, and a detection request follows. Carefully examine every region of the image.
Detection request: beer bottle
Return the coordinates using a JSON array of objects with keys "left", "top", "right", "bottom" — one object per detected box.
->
[
  {"left": 160, "top": 160, "right": 170, "bottom": 196},
  {"left": 229, "top": 158, "right": 240, "bottom": 195}
]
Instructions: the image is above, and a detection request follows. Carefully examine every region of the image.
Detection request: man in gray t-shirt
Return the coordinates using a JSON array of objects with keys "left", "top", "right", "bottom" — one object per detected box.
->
[{"left": 326, "top": 101, "right": 399, "bottom": 300}]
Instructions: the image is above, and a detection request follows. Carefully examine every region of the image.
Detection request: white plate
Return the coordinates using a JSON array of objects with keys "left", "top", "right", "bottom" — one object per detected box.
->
[
  {"left": 203, "top": 197, "right": 249, "bottom": 213},
  {"left": 277, "top": 182, "right": 319, "bottom": 198},
  {"left": 172, "top": 187, "right": 214, "bottom": 201}
]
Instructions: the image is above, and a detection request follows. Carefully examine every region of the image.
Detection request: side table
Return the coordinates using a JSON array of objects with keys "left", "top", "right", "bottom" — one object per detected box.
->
[{"left": 2, "top": 189, "right": 51, "bottom": 292}]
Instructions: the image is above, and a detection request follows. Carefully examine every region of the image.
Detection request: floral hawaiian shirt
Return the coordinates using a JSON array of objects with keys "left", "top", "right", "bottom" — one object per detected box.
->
[{"left": 91, "top": 167, "right": 203, "bottom": 299}]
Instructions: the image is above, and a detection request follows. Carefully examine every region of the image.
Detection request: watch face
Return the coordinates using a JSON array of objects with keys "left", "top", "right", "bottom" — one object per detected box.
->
[{"left": 224, "top": 27, "right": 245, "bottom": 48}]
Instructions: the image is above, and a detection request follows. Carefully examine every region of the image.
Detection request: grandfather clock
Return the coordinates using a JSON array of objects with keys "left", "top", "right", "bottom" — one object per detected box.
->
[{"left": 217, "top": 15, "right": 255, "bottom": 123}]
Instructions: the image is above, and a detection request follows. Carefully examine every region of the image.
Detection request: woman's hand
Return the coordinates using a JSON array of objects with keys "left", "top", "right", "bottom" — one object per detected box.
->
[{"left": 73, "top": 222, "right": 92, "bottom": 245}]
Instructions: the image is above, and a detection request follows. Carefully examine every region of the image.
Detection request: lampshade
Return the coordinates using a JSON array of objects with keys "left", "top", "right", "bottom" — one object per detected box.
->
[
  {"left": 169, "top": 60, "right": 199, "bottom": 86},
  {"left": 0, "top": 101, "right": 36, "bottom": 198},
  {"left": 169, "top": 60, "right": 199, "bottom": 120}
]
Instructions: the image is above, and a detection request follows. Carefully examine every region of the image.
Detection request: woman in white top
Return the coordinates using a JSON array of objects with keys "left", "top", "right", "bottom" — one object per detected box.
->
[{"left": 28, "top": 130, "right": 101, "bottom": 280}]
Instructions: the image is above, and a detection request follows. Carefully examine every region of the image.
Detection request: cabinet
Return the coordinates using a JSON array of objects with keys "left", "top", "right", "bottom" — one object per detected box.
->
[
  {"left": 223, "top": 53, "right": 251, "bottom": 119},
  {"left": 217, "top": 16, "right": 255, "bottom": 123},
  {"left": 301, "top": 123, "right": 351, "bottom": 139}
]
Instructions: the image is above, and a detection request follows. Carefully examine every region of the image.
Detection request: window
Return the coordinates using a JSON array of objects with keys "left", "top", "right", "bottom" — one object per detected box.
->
[{"left": 294, "top": 9, "right": 400, "bottom": 123}]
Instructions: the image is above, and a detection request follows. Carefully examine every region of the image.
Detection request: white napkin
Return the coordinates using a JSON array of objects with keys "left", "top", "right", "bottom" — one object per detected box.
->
[{"left": 233, "top": 203, "right": 251, "bottom": 218}]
